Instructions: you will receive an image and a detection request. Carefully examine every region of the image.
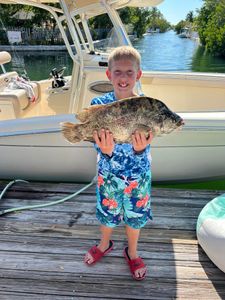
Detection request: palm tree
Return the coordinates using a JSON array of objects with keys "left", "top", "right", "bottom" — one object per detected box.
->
[{"left": 186, "top": 11, "right": 194, "bottom": 23}]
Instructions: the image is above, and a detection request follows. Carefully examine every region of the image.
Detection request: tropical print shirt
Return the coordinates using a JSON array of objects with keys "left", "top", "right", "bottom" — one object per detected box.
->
[{"left": 91, "top": 92, "right": 151, "bottom": 179}]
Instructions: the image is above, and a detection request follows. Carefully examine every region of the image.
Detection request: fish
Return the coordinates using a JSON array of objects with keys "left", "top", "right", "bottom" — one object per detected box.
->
[{"left": 61, "top": 96, "right": 184, "bottom": 144}]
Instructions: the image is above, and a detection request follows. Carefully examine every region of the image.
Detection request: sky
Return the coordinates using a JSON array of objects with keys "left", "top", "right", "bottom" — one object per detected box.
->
[{"left": 157, "top": 0, "right": 203, "bottom": 25}]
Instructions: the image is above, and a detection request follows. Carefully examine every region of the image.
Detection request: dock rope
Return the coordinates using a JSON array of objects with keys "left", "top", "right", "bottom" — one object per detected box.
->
[{"left": 0, "top": 176, "right": 97, "bottom": 216}]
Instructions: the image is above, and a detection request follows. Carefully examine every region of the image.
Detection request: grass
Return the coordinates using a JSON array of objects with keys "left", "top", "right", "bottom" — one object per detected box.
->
[{"left": 153, "top": 179, "right": 225, "bottom": 191}]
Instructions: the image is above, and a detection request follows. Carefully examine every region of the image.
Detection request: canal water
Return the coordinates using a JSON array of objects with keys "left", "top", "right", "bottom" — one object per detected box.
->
[{"left": 4, "top": 30, "right": 225, "bottom": 80}]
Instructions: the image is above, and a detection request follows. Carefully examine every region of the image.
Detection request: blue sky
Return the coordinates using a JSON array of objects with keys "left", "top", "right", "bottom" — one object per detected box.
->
[{"left": 158, "top": 0, "right": 203, "bottom": 25}]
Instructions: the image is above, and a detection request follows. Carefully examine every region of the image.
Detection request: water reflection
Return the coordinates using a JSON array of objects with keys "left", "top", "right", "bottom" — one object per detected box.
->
[
  {"left": 5, "top": 51, "right": 73, "bottom": 80},
  {"left": 191, "top": 45, "right": 225, "bottom": 73}
]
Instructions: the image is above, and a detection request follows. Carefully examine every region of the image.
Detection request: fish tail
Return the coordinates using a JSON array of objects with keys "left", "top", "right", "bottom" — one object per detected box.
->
[{"left": 60, "top": 122, "right": 84, "bottom": 144}]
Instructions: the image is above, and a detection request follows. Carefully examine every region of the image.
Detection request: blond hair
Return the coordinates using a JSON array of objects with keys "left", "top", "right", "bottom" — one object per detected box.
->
[{"left": 108, "top": 46, "right": 141, "bottom": 70}]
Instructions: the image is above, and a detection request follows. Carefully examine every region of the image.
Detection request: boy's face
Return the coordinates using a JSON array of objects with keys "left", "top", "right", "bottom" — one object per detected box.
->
[{"left": 106, "top": 58, "right": 142, "bottom": 99}]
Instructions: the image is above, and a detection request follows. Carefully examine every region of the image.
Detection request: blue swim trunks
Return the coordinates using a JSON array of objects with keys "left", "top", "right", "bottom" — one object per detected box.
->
[{"left": 96, "top": 171, "right": 153, "bottom": 229}]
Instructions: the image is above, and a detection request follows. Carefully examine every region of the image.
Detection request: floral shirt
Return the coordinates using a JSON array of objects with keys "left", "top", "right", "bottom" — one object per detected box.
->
[{"left": 91, "top": 92, "right": 151, "bottom": 179}]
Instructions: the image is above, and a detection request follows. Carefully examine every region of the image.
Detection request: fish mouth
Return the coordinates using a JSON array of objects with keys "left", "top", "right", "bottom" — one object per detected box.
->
[{"left": 177, "top": 119, "right": 185, "bottom": 127}]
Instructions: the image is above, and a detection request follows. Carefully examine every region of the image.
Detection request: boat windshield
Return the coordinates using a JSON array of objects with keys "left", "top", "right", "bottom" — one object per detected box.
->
[
  {"left": 88, "top": 13, "right": 130, "bottom": 53},
  {"left": 93, "top": 27, "right": 129, "bottom": 53}
]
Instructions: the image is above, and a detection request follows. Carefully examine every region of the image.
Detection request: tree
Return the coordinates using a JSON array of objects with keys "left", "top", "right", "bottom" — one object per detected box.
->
[
  {"left": 119, "top": 7, "right": 150, "bottom": 38},
  {"left": 0, "top": 4, "right": 51, "bottom": 28},
  {"left": 174, "top": 20, "right": 187, "bottom": 34},
  {"left": 186, "top": 11, "right": 194, "bottom": 23},
  {"left": 196, "top": 0, "right": 225, "bottom": 56},
  {"left": 89, "top": 13, "right": 113, "bottom": 39},
  {"left": 148, "top": 7, "right": 162, "bottom": 30},
  {"left": 0, "top": 3, "right": 172, "bottom": 45},
  {"left": 132, "top": 8, "right": 151, "bottom": 37},
  {"left": 0, "top": 3, "right": 61, "bottom": 45},
  {"left": 119, "top": 7, "right": 170, "bottom": 37},
  {"left": 147, "top": 7, "right": 170, "bottom": 33}
]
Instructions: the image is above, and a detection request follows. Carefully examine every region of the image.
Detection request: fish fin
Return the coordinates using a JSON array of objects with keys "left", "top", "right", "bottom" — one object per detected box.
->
[
  {"left": 76, "top": 104, "right": 105, "bottom": 122},
  {"left": 60, "top": 122, "right": 84, "bottom": 144}
]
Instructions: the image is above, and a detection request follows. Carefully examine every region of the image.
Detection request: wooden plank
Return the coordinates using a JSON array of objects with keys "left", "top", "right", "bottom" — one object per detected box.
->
[
  {"left": 0, "top": 237, "right": 210, "bottom": 263},
  {"left": 0, "top": 293, "right": 73, "bottom": 300},
  {"left": 0, "top": 277, "right": 224, "bottom": 300},
  {"left": 0, "top": 263, "right": 224, "bottom": 299},
  {"left": 0, "top": 204, "right": 205, "bottom": 225},
  {"left": 0, "top": 243, "right": 224, "bottom": 281},
  {"left": 0, "top": 224, "right": 198, "bottom": 245},
  {"left": 1, "top": 180, "right": 224, "bottom": 199},
  {"left": 0, "top": 214, "right": 199, "bottom": 231},
  {"left": 0, "top": 195, "right": 208, "bottom": 231},
  {"left": 1, "top": 186, "right": 217, "bottom": 202}
]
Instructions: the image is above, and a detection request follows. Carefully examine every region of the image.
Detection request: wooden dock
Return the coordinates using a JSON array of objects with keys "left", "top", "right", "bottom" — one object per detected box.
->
[{"left": 0, "top": 180, "right": 225, "bottom": 299}]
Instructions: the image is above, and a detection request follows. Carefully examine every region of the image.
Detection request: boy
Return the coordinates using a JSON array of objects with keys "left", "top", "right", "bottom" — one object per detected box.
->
[{"left": 84, "top": 46, "right": 153, "bottom": 281}]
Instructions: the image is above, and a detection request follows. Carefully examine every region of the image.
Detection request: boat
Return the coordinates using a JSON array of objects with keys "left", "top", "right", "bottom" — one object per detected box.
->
[
  {"left": 0, "top": 0, "right": 225, "bottom": 183},
  {"left": 145, "top": 28, "right": 160, "bottom": 34},
  {"left": 179, "top": 27, "right": 190, "bottom": 38}
]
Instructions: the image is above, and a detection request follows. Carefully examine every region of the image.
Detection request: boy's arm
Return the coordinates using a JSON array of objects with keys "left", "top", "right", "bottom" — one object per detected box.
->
[{"left": 90, "top": 97, "right": 103, "bottom": 106}]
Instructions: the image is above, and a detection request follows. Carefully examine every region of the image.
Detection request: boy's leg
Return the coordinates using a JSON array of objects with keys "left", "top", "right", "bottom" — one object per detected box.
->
[
  {"left": 98, "top": 224, "right": 114, "bottom": 252},
  {"left": 125, "top": 225, "right": 140, "bottom": 259},
  {"left": 84, "top": 225, "right": 113, "bottom": 264},
  {"left": 123, "top": 171, "right": 152, "bottom": 279},
  {"left": 124, "top": 171, "right": 152, "bottom": 259},
  {"left": 125, "top": 225, "right": 146, "bottom": 279},
  {"left": 84, "top": 172, "right": 123, "bottom": 265}
]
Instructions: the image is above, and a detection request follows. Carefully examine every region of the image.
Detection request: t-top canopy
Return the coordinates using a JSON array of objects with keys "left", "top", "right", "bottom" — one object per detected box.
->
[{"left": 0, "top": 0, "right": 164, "bottom": 18}]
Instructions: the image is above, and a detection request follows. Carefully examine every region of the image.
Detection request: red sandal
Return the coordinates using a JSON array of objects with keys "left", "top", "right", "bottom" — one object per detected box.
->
[
  {"left": 123, "top": 246, "right": 147, "bottom": 280},
  {"left": 84, "top": 240, "right": 114, "bottom": 265}
]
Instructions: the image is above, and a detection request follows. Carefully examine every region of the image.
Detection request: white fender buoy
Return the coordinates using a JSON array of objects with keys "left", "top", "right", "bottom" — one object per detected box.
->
[{"left": 197, "top": 194, "right": 225, "bottom": 273}]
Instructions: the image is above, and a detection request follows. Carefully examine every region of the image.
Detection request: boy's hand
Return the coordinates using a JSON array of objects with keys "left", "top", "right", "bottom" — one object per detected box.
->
[
  {"left": 93, "top": 129, "right": 114, "bottom": 157},
  {"left": 132, "top": 130, "right": 153, "bottom": 153}
]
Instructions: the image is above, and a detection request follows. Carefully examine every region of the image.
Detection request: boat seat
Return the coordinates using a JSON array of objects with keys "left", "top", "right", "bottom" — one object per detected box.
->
[
  {"left": 0, "top": 72, "right": 39, "bottom": 109},
  {"left": 0, "top": 51, "right": 39, "bottom": 120},
  {"left": 0, "top": 51, "right": 11, "bottom": 65},
  {"left": 197, "top": 193, "right": 225, "bottom": 273}
]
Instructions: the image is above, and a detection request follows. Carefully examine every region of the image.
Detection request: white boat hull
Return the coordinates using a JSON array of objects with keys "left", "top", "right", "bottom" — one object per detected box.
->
[
  {"left": 0, "top": 115, "right": 96, "bottom": 182},
  {"left": 1, "top": 113, "right": 225, "bottom": 182}
]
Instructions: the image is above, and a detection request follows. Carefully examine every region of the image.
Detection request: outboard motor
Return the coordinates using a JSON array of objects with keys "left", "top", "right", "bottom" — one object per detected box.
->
[{"left": 50, "top": 67, "right": 67, "bottom": 89}]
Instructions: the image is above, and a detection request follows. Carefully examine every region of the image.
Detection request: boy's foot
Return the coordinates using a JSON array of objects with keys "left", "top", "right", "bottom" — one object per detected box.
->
[
  {"left": 84, "top": 240, "right": 114, "bottom": 265},
  {"left": 123, "top": 246, "right": 147, "bottom": 280}
]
